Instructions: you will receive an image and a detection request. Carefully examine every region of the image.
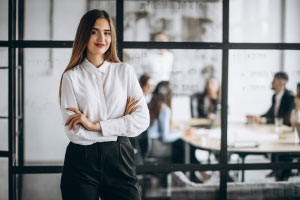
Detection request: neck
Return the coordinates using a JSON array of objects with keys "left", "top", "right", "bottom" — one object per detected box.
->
[
  {"left": 86, "top": 54, "right": 105, "bottom": 68},
  {"left": 275, "top": 88, "right": 285, "bottom": 95}
]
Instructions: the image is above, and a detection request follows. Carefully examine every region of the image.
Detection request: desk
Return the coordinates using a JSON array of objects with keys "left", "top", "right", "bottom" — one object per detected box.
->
[{"left": 182, "top": 120, "right": 300, "bottom": 181}]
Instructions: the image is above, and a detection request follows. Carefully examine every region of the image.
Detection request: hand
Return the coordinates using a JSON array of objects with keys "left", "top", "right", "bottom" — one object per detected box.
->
[
  {"left": 124, "top": 97, "right": 139, "bottom": 116},
  {"left": 182, "top": 128, "right": 197, "bottom": 137},
  {"left": 65, "top": 108, "right": 101, "bottom": 131},
  {"left": 246, "top": 115, "right": 261, "bottom": 124},
  {"left": 207, "top": 113, "right": 216, "bottom": 120}
]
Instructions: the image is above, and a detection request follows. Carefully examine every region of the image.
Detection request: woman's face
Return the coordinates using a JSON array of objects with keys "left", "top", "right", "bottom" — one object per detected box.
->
[
  {"left": 207, "top": 79, "right": 219, "bottom": 94},
  {"left": 87, "top": 18, "right": 111, "bottom": 58},
  {"left": 142, "top": 79, "right": 153, "bottom": 95}
]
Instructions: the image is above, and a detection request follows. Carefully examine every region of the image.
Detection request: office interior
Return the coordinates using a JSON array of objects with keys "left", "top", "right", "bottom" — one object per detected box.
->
[{"left": 1, "top": 0, "right": 300, "bottom": 199}]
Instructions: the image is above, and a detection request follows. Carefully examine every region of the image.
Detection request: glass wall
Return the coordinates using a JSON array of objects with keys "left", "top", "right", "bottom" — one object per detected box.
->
[
  {"left": 0, "top": 158, "right": 8, "bottom": 200},
  {"left": 0, "top": 0, "right": 8, "bottom": 40},
  {"left": 124, "top": 0, "right": 222, "bottom": 42},
  {"left": 24, "top": 48, "right": 72, "bottom": 165},
  {"left": 230, "top": 0, "right": 300, "bottom": 43},
  {"left": 0, "top": 48, "right": 8, "bottom": 151},
  {"left": 24, "top": 0, "right": 116, "bottom": 40}
]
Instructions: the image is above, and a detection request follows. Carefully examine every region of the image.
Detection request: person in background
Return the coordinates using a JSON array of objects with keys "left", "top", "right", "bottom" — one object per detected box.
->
[
  {"left": 247, "top": 72, "right": 295, "bottom": 126},
  {"left": 141, "top": 32, "right": 174, "bottom": 85},
  {"left": 139, "top": 74, "right": 154, "bottom": 103},
  {"left": 247, "top": 72, "right": 295, "bottom": 180},
  {"left": 147, "top": 81, "right": 211, "bottom": 182},
  {"left": 290, "top": 83, "right": 300, "bottom": 125},
  {"left": 147, "top": 81, "right": 190, "bottom": 163},
  {"left": 197, "top": 77, "right": 221, "bottom": 121}
]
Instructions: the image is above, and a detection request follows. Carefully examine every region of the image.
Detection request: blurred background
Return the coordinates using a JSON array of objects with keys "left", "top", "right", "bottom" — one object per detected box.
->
[{"left": 1, "top": 0, "right": 300, "bottom": 199}]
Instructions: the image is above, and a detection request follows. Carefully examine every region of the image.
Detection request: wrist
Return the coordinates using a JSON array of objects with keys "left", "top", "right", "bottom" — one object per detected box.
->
[{"left": 92, "top": 121, "right": 102, "bottom": 132}]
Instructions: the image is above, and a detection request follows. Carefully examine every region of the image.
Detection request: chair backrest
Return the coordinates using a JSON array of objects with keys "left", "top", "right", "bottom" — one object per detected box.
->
[
  {"left": 190, "top": 92, "right": 201, "bottom": 118},
  {"left": 145, "top": 138, "right": 172, "bottom": 159}
]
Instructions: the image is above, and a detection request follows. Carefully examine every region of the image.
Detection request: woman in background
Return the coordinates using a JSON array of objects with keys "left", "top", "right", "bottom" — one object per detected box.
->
[
  {"left": 147, "top": 81, "right": 210, "bottom": 182},
  {"left": 139, "top": 73, "right": 154, "bottom": 103},
  {"left": 59, "top": 9, "right": 149, "bottom": 200},
  {"left": 147, "top": 81, "right": 192, "bottom": 163},
  {"left": 197, "top": 77, "right": 221, "bottom": 120}
]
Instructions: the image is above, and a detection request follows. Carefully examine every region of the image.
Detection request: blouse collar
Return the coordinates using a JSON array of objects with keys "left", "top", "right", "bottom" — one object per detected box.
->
[{"left": 82, "top": 58, "right": 110, "bottom": 74}]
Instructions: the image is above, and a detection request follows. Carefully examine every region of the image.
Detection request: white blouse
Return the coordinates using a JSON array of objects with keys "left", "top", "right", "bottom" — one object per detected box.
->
[{"left": 60, "top": 58, "right": 150, "bottom": 145}]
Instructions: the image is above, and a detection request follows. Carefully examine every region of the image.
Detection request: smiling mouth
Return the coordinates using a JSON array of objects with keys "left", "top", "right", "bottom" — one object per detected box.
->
[{"left": 95, "top": 43, "right": 105, "bottom": 48}]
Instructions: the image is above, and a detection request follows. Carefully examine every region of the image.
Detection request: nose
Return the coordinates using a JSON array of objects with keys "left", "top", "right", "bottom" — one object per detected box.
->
[{"left": 97, "top": 32, "right": 105, "bottom": 42}]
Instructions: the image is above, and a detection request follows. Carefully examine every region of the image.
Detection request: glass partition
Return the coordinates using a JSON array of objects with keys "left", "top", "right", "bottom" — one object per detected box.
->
[
  {"left": 124, "top": 0, "right": 222, "bottom": 42},
  {"left": 24, "top": 0, "right": 116, "bottom": 40},
  {"left": 230, "top": 0, "right": 300, "bottom": 43}
]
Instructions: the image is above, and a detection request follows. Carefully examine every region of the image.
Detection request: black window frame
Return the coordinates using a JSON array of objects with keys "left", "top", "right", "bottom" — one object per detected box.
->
[{"left": 2, "top": 0, "right": 300, "bottom": 200}]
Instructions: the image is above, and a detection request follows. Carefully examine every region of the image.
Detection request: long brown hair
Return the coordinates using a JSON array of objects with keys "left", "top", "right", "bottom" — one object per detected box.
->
[
  {"left": 58, "top": 9, "right": 120, "bottom": 105},
  {"left": 148, "top": 81, "right": 173, "bottom": 125}
]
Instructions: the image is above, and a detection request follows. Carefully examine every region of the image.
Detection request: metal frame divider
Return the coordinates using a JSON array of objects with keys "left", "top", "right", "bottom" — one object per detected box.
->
[
  {"left": 17, "top": 0, "right": 25, "bottom": 199},
  {"left": 8, "top": 0, "right": 17, "bottom": 199},
  {"left": 2, "top": 0, "right": 300, "bottom": 200}
]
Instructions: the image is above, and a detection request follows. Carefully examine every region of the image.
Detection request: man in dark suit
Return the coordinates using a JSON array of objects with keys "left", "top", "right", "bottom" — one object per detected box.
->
[
  {"left": 248, "top": 72, "right": 295, "bottom": 126},
  {"left": 247, "top": 72, "right": 295, "bottom": 181}
]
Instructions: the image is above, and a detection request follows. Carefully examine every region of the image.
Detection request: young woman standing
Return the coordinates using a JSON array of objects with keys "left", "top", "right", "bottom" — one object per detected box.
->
[{"left": 59, "top": 9, "right": 149, "bottom": 200}]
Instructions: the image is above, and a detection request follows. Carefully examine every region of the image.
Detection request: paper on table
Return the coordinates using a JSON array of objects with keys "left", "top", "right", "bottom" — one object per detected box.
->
[{"left": 196, "top": 127, "right": 278, "bottom": 144}]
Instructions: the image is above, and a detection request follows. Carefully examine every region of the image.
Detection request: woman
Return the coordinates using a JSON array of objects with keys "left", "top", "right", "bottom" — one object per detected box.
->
[
  {"left": 147, "top": 81, "right": 210, "bottom": 182},
  {"left": 59, "top": 10, "right": 149, "bottom": 200},
  {"left": 139, "top": 73, "right": 153, "bottom": 103},
  {"left": 147, "top": 81, "right": 193, "bottom": 163},
  {"left": 197, "top": 77, "right": 221, "bottom": 120}
]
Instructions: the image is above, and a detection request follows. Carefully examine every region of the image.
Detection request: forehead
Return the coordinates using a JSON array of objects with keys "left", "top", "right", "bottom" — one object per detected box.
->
[{"left": 93, "top": 18, "right": 110, "bottom": 30}]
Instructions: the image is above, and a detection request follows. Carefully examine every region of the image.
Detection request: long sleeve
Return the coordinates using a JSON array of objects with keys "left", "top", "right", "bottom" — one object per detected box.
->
[
  {"left": 100, "top": 64, "right": 150, "bottom": 137},
  {"left": 261, "top": 95, "right": 275, "bottom": 124},
  {"left": 158, "top": 104, "right": 182, "bottom": 143},
  {"left": 60, "top": 73, "right": 104, "bottom": 145}
]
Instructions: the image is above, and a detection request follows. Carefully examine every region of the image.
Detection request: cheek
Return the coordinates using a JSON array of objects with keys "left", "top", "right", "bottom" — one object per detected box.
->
[
  {"left": 87, "top": 38, "right": 95, "bottom": 51},
  {"left": 106, "top": 37, "right": 112, "bottom": 46}
]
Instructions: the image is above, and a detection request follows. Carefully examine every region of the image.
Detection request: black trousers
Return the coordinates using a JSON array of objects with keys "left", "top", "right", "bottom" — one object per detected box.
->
[{"left": 60, "top": 137, "right": 141, "bottom": 200}]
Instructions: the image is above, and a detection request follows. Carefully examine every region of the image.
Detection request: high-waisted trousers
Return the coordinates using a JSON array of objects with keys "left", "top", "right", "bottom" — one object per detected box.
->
[{"left": 60, "top": 136, "right": 140, "bottom": 200}]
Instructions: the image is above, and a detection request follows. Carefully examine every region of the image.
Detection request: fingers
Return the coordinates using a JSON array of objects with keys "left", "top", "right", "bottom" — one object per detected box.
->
[
  {"left": 127, "top": 101, "right": 138, "bottom": 115},
  {"left": 127, "top": 97, "right": 137, "bottom": 108},
  {"left": 127, "top": 100, "right": 138, "bottom": 112},
  {"left": 131, "top": 105, "right": 140, "bottom": 113},
  {"left": 65, "top": 113, "right": 80, "bottom": 126},
  {"left": 124, "top": 97, "right": 139, "bottom": 115},
  {"left": 68, "top": 116, "right": 81, "bottom": 130},
  {"left": 72, "top": 118, "right": 81, "bottom": 131}
]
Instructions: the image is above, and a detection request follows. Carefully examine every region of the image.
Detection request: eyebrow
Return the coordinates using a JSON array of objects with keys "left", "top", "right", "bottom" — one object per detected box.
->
[{"left": 92, "top": 27, "right": 111, "bottom": 31}]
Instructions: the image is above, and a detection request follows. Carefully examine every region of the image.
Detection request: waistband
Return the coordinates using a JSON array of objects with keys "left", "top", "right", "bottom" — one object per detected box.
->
[{"left": 69, "top": 136, "right": 128, "bottom": 147}]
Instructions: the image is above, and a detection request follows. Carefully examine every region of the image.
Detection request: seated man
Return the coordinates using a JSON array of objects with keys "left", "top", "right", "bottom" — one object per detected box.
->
[
  {"left": 247, "top": 72, "right": 295, "bottom": 126},
  {"left": 248, "top": 72, "right": 295, "bottom": 181}
]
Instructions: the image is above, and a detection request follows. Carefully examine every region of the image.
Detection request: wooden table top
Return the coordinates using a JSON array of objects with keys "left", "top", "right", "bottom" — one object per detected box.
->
[{"left": 182, "top": 120, "right": 300, "bottom": 154}]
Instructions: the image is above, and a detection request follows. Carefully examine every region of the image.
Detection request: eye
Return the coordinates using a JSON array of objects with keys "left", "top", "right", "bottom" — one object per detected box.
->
[
  {"left": 104, "top": 31, "right": 111, "bottom": 35},
  {"left": 91, "top": 30, "right": 97, "bottom": 35}
]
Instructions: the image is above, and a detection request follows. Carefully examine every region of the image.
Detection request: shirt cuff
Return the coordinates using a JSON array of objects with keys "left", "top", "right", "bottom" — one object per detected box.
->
[{"left": 100, "top": 118, "right": 125, "bottom": 137}]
